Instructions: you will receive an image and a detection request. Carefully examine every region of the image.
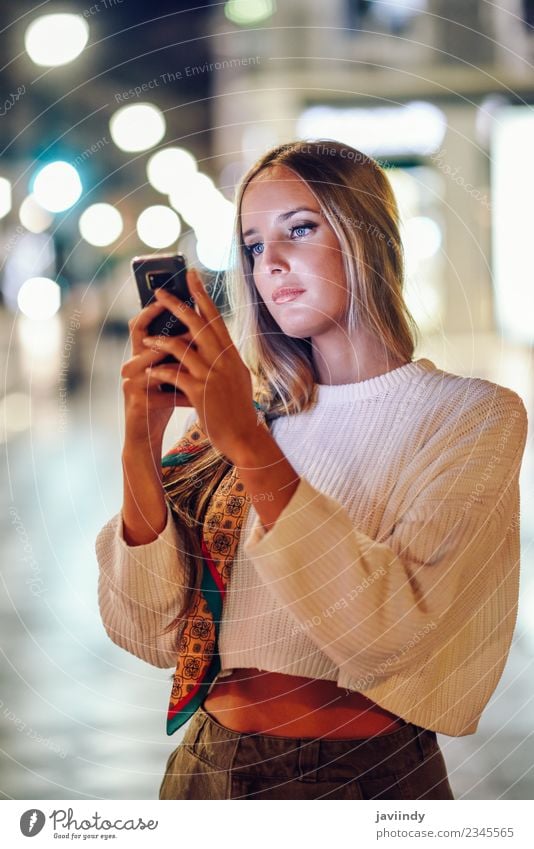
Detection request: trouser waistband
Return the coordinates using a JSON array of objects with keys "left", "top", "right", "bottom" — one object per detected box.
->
[{"left": 185, "top": 705, "right": 438, "bottom": 782}]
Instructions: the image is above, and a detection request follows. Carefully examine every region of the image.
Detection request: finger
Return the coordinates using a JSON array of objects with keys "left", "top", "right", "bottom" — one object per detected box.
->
[
  {"left": 142, "top": 335, "right": 205, "bottom": 379},
  {"left": 141, "top": 332, "right": 197, "bottom": 353},
  {"left": 129, "top": 302, "right": 195, "bottom": 350},
  {"left": 121, "top": 345, "right": 184, "bottom": 380},
  {"left": 141, "top": 334, "right": 197, "bottom": 357},
  {"left": 186, "top": 269, "right": 233, "bottom": 347},
  {"left": 153, "top": 285, "right": 220, "bottom": 356},
  {"left": 131, "top": 299, "right": 167, "bottom": 330},
  {"left": 128, "top": 301, "right": 168, "bottom": 354},
  {"left": 123, "top": 375, "right": 189, "bottom": 407},
  {"left": 145, "top": 364, "right": 196, "bottom": 395},
  {"left": 134, "top": 322, "right": 194, "bottom": 359}
]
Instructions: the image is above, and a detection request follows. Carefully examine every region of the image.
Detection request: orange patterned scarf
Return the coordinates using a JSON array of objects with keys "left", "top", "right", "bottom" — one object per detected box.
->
[{"left": 160, "top": 403, "right": 265, "bottom": 735}]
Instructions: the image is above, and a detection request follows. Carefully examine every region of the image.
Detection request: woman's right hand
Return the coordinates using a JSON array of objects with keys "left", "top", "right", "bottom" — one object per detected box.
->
[{"left": 121, "top": 299, "right": 194, "bottom": 446}]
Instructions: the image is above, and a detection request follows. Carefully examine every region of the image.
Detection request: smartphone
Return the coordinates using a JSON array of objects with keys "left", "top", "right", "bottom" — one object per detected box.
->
[{"left": 131, "top": 253, "right": 189, "bottom": 393}]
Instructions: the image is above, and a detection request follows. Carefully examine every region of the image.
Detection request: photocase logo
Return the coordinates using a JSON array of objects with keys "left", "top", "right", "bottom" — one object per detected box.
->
[{"left": 20, "top": 809, "right": 46, "bottom": 837}]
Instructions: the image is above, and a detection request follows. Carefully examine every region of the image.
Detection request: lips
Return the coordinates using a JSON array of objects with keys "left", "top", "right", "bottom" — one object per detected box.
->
[{"left": 272, "top": 287, "right": 306, "bottom": 304}]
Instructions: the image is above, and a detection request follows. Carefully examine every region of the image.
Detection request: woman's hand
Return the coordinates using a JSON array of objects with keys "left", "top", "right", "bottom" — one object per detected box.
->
[
  {"left": 141, "top": 268, "right": 260, "bottom": 462},
  {"left": 121, "top": 297, "right": 194, "bottom": 447}
]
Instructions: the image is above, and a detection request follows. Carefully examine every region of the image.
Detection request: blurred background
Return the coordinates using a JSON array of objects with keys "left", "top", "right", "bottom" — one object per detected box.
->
[{"left": 0, "top": 0, "right": 533, "bottom": 800}]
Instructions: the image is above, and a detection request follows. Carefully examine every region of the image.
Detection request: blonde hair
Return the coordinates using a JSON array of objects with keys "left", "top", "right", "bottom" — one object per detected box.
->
[{"left": 159, "top": 138, "right": 419, "bottom": 639}]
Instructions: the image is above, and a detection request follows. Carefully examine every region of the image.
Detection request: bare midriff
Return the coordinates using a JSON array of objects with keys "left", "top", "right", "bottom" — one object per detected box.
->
[{"left": 203, "top": 668, "right": 405, "bottom": 739}]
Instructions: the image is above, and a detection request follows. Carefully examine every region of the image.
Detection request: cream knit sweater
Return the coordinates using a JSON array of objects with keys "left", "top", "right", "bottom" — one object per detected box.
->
[{"left": 96, "top": 358, "right": 528, "bottom": 736}]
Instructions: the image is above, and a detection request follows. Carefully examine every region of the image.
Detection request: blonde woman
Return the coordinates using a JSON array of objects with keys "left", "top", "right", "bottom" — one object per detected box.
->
[{"left": 96, "top": 139, "right": 528, "bottom": 800}]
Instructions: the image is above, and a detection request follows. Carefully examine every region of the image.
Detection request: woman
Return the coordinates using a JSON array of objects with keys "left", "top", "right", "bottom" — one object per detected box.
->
[{"left": 96, "top": 139, "right": 528, "bottom": 800}]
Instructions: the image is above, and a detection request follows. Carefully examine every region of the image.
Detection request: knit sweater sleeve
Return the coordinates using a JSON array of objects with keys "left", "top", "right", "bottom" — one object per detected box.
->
[
  {"left": 242, "top": 386, "right": 528, "bottom": 685},
  {"left": 95, "top": 410, "right": 197, "bottom": 668}
]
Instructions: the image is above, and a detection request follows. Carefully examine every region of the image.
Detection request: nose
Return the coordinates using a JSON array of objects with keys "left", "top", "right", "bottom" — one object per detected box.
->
[{"left": 259, "top": 239, "right": 289, "bottom": 275}]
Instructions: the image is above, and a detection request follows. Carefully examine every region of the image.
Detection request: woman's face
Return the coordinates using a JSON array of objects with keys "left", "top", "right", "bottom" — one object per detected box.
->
[{"left": 240, "top": 164, "right": 348, "bottom": 339}]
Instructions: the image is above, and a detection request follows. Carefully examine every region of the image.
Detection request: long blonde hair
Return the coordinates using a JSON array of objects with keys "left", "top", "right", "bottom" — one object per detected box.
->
[{"left": 159, "top": 138, "right": 419, "bottom": 639}]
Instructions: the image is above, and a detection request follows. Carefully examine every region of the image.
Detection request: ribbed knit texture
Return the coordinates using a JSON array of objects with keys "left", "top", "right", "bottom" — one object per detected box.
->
[{"left": 96, "top": 358, "right": 528, "bottom": 736}]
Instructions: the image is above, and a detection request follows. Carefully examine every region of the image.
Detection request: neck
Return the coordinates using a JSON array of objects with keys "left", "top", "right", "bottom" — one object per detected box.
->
[{"left": 311, "top": 325, "right": 409, "bottom": 386}]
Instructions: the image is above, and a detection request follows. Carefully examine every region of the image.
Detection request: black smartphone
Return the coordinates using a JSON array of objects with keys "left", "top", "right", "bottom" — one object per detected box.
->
[{"left": 131, "top": 253, "right": 189, "bottom": 393}]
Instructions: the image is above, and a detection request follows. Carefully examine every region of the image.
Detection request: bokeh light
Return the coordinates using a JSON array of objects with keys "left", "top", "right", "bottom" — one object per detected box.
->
[
  {"left": 24, "top": 14, "right": 89, "bottom": 67},
  {"left": 225, "top": 0, "right": 275, "bottom": 26},
  {"left": 402, "top": 216, "right": 442, "bottom": 263},
  {"left": 195, "top": 197, "right": 236, "bottom": 271},
  {"left": 19, "top": 195, "right": 53, "bottom": 234},
  {"left": 79, "top": 203, "right": 123, "bottom": 247},
  {"left": 0, "top": 177, "right": 12, "bottom": 218},
  {"left": 297, "top": 101, "right": 447, "bottom": 157},
  {"left": 17, "top": 277, "right": 61, "bottom": 320},
  {"left": 147, "top": 147, "right": 198, "bottom": 194},
  {"left": 0, "top": 393, "right": 32, "bottom": 441},
  {"left": 32, "top": 162, "right": 82, "bottom": 213},
  {"left": 136, "top": 205, "right": 181, "bottom": 248},
  {"left": 169, "top": 173, "right": 218, "bottom": 229},
  {"left": 109, "top": 103, "right": 166, "bottom": 153}
]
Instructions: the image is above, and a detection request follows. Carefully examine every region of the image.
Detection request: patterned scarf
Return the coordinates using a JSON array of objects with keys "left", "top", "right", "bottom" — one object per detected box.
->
[{"left": 160, "top": 401, "right": 266, "bottom": 736}]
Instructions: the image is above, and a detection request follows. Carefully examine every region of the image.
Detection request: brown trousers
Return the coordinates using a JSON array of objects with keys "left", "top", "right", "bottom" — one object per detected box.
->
[{"left": 159, "top": 705, "right": 454, "bottom": 800}]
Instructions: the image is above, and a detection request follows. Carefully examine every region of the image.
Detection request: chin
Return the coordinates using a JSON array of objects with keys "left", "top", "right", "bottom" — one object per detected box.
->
[
  {"left": 273, "top": 322, "right": 314, "bottom": 340},
  {"left": 278, "top": 317, "right": 334, "bottom": 340},
  {"left": 284, "top": 332, "right": 309, "bottom": 341}
]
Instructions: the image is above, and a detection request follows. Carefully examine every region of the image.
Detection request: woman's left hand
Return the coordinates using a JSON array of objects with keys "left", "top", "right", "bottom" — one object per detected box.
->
[{"left": 142, "top": 268, "right": 260, "bottom": 462}]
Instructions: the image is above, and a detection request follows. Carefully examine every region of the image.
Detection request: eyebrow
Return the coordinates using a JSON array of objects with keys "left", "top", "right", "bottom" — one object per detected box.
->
[{"left": 242, "top": 206, "right": 321, "bottom": 239}]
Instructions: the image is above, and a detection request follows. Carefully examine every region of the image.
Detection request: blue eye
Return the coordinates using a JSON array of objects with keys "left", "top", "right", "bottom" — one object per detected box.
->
[
  {"left": 291, "top": 224, "right": 313, "bottom": 237},
  {"left": 243, "top": 222, "right": 317, "bottom": 259},
  {"left": 290, "top": 222, "right": 317, "bottom": 239},
  {"left": 244, "top": 241, "right": 264, "bottom": 257}
]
